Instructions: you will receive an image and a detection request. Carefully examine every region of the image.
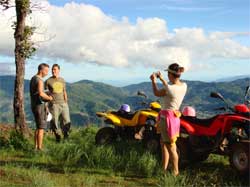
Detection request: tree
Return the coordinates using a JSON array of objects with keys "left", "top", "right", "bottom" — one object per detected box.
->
[{"left": 1, "top": 0, "right": 35, "bottom": 135}]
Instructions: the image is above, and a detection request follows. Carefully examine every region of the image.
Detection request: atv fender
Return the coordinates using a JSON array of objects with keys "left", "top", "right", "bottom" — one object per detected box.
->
[
  {"left": 96, "top": 112, "right": 108, "bottom": 118},
  {"left": 181, "top": 120, "right": 196, "bottom": 134},
  {"left": 96, "top": 112, "right": 121, "bottom": 126}
]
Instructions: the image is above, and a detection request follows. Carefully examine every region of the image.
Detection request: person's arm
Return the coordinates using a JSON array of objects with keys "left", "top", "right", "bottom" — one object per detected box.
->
[
  {"left": 157, "top": 71, "right": 168, "bottom": 88},
  {"left": 63, "top": 80, "right": 68, "bottom": 103},
  {"left": 63, "top": 89, "right": 68, "bottom": 103},
  {"left": 44, "top": 79, "right": 48, "bottom": 90},
  {"left": 150, "top": 73, "right": 166, "bottom": 97},
  {"left": 38, "top": 79, "right": 53, "bottom": 101}
]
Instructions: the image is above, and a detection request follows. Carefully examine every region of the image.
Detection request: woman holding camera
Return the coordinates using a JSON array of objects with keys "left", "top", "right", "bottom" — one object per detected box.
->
[{"left": 150, "top": 63, "right": 187, "bottom": 176}]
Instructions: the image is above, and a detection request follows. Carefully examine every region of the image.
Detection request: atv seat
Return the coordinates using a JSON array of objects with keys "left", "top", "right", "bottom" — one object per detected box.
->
[
  {"left": 181, "top": 116, "right": 218, "bottom": 127},
  {"left": 111, "top": 111, "right": 137, "bottom": 120}
]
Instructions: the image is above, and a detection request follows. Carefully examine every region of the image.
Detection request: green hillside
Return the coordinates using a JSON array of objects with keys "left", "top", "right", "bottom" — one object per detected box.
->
[
  {"left": 0, "top": 76, "right": 249, "bottom": 126},
  {"left": 67, "top": 80, "right": 126, "bottom": 124}
]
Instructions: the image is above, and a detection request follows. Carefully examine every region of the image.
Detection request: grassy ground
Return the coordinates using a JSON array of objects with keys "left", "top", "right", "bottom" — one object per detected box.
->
[{"left": 0, "top": 126, "right": 249, "bottom": 187}]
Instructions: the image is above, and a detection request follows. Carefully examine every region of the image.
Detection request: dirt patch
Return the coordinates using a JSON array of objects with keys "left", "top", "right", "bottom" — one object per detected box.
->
[
  {"left": 0, "top": 124, "right": 14, "bottom": 132},
  {"left": 0, "top": 124, "right": 33, "bottom": 137},
  {"left": 0, "top": 169, "right": 6, "bottom": 177},
  {"left": 0, "top": 124, "right": 14, "bottom": 138}
]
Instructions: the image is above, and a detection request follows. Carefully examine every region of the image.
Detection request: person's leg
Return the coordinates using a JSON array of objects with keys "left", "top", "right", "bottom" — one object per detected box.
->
[
  {"left": 37, "top": 129, "right": 44, "bottom": 150},
  {"left": 33, "top": 106, "right": 43, "bottom": 150},
  {"left": 61, "top": 103, "right": 71, "bottom": 139},
  {"left": 38, "top": 104, "right": 47, "bottom": 150},
  {"left": 167, "top": 143, "right": 179, "bottom": 176},
  {"left": 161, "top": 139, "right": 170, "bottom": 171},
  {"left": 33, "top": 104, "right": 47, "bottom": 150},
  {"left": 159, "top": 117, "right": 170, "bottom": 171},
  {"left": 34, "top": 129, "right": 38, "bottom": 149},
  {"left": 50, "top": 104, "right": 61, "bottom": 141}
]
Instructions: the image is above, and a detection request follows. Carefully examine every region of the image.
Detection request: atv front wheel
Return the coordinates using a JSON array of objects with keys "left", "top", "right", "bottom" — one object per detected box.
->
[
  {"left": 95, "top": 127, "right": 116, "bottom": 145},
  {"left": 229, "top": 143, "right": 249, "bottom": 175},
  {"left": 144, "top": 135, "right": 160, "bottom": 154}
]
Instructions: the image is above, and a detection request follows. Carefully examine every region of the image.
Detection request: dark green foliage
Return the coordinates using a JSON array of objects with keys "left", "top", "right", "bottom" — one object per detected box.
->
[
  {"left": 0, "top": 135, "right": 9, "bottom": 148},
  {"left": 8, "top": 131, "right": 32, "bottom": 151},
  {"left": 0, "top": 130, "right": 33, "bottom": 151}
]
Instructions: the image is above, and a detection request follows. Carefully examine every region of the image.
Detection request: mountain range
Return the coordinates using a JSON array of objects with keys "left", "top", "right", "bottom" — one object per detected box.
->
[
  {"left": 215, "top": 75, "right": 250, "bottom": 82},
  {"left": 0, "top": 76, "right": 249, "bottom": 127}
]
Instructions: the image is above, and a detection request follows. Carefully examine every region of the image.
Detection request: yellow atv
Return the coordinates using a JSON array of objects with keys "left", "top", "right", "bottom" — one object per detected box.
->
[{"left": 95, "top": 91, "right": 161, "bottom": 152}]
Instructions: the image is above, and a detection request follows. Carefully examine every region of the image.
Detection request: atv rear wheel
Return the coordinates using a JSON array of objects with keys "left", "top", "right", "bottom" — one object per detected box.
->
[
  {"left": 95, "top": 127, "right": 116, "bottom": 145},
  {"left": 176, "top": 137, "right": 189, "bottom": 165},
  {"left": 177, "top": 137, "right": 209, "bottom": 164},
  {"left": 229, "top": 143, "right": 249, "bottom": 175}
]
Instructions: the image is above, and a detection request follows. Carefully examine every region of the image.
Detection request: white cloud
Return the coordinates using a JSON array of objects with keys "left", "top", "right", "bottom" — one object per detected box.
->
[
  {"left": 0, "top": 1, "right": 249, "bottom": 71},
  {"left": 209, "top": 31, "right": 250, "bottom": 40},
  {"left": 159, "top": 28, "right": 250, "bottom": 60}
]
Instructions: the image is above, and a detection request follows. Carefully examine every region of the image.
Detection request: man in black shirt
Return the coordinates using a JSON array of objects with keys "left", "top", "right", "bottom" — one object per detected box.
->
[{"left": 30, "top": 63, "right": 53, "bottom": 150}]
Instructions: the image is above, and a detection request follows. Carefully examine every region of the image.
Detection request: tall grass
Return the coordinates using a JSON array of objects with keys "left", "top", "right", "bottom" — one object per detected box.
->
[
  {"left": 0, "top": 126, "right": 249, "bottom": 187},
  {"left": 44, "top": 127, "right": 160, "bottom": 177}
]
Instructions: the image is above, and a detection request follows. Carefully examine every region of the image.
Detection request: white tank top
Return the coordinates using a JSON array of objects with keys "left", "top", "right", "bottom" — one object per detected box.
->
[{"left": 161, "top": 82, "right": 187, "bottom": 110}]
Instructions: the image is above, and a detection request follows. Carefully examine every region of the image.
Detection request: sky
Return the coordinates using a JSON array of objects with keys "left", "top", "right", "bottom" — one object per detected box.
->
[{"left": 0, "top": 0, "right": 249, "bottom": 86}]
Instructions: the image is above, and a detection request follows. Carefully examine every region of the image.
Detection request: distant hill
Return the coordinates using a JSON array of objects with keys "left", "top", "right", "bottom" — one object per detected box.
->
[
  {"left": 123, "top": 78, "right": 250, "bottom": 116},
  {"left": 0, "top": 75, "right": 249, "bottom": 126},
  {"left": 215, "top": 75, "right": 250, "bottom": 82}
]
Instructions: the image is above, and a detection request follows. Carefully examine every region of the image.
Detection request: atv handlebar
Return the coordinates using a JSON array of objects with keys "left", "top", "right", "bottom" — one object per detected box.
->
[
  {"left": 137, "top": 91, "right": 147, "bottom": 98},
  {"left": 210, "top": 92, "right": 236, "bottom": 113}
]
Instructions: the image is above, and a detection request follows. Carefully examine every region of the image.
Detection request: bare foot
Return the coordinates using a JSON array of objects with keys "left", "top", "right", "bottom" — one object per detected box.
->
[{"left": 173, "top": 172, "right": 179, "bottom": 177}]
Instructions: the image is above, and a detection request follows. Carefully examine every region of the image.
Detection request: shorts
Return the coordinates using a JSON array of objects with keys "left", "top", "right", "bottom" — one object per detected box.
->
[
  {"left": 159, "top": 117, "right": 177, "bottom": 145},
  {"left": 32, "top": 104, "right": 47, "bottom": 129}
]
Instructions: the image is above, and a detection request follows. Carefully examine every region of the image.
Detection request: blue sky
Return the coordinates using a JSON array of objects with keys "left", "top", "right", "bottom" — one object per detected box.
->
[
  {"left": 49, "top": 0, "right": 249, "bottom": 31},
  {"left": 0, "top": 0, "right": 249, "bottom": 86}
]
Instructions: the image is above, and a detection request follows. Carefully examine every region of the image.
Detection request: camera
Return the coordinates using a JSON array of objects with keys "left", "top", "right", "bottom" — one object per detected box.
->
[{"left": 155, "top": 72, "right": 160, "bottom": 78}]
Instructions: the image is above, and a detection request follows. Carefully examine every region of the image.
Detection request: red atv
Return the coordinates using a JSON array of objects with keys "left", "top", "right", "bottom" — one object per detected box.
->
[{"left": 177, "top": 86, "right": 250, "bottom": 175}]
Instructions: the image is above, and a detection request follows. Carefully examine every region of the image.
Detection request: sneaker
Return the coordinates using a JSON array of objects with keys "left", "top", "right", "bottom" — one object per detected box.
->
[
  {"left": 63, "top": 132, "right": 69, "bottom": 139},
  {"left": 55, "top": 133, "right": 61, "bottom": 142}
]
